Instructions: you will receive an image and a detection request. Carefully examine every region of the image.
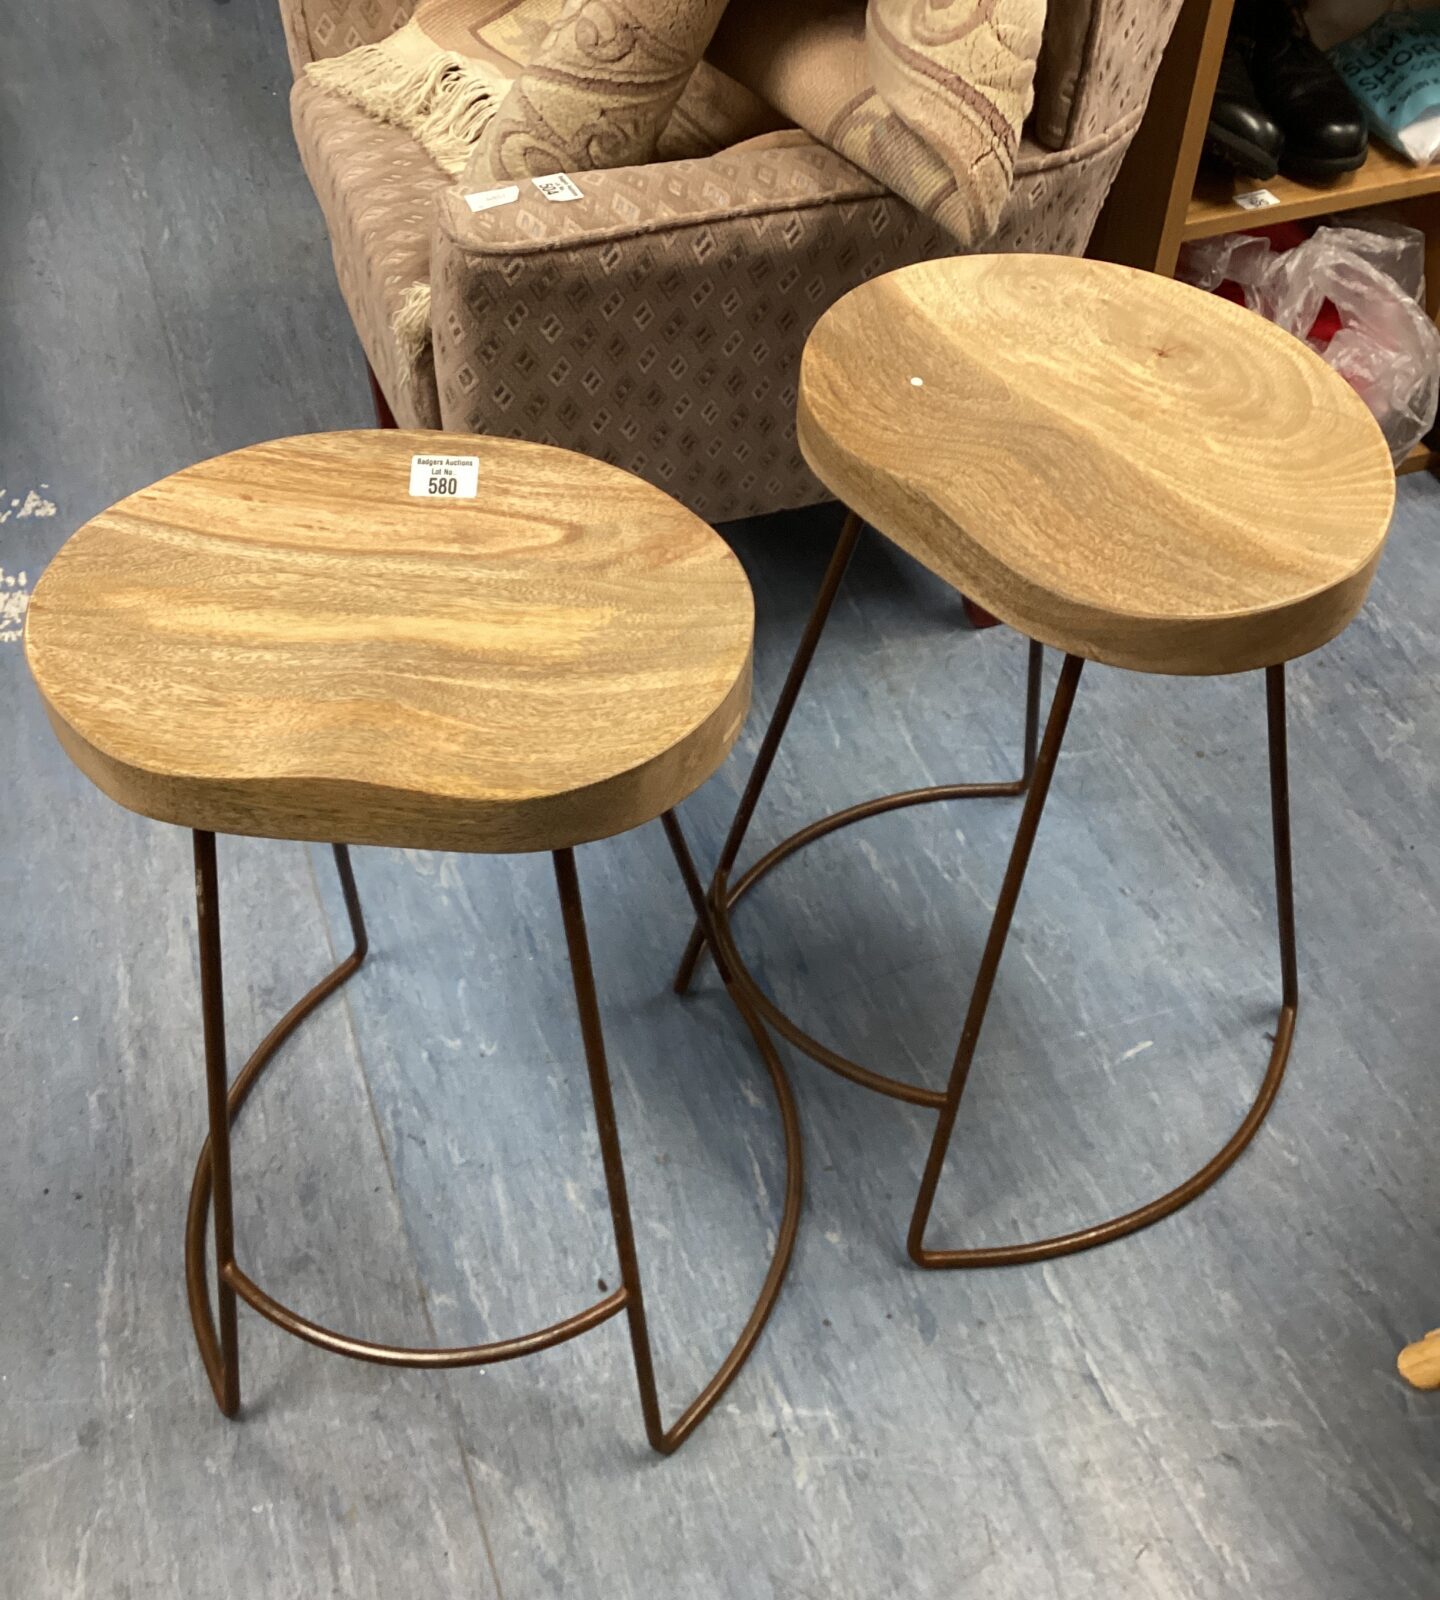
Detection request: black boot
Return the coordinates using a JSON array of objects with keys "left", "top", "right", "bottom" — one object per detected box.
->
[
  {"left": 1205, "top": 32, "right": 1284, "bottom": 180},
  {"left": 1247, "top": 0, "right": 1368, "bottom": 180}
]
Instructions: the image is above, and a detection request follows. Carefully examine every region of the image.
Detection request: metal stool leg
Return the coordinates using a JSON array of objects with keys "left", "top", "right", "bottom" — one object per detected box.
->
[
  {"left": 907, "top": 655, "right": 1083, "bottom": 1266},
  {"left": 553, "top": 847, "right": 668, "bottom": 1451},
  {"left": 1268, "top": 665, "right": 1299, "bottom": 1017},
  {"left": 187, "top": 836, "right": 369, "bottom": 1414},
  {"left": 185, "top": 827, "right": 798, "bottom": 1453},
  {"left": 555, "top": 817, "right": 804, "bottom": 1455},
  {"left": 908, "top": 660, "right": 1299, "bottom": 1268},
  {"left": 673, "top": 509, "right": 864, "bottom": 994},
  {"left": 192, "top": 831, "right": 241, "bottom": 1416}
]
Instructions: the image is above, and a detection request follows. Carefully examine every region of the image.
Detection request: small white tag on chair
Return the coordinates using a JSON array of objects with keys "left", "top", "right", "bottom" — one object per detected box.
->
[
  {"left": 464, "top": 184, "right": 520, "bottom": 212},
  {"left": 408, "top": 454, "right": 480, "bottom": 499},
  {"left": 532, "top": 172, "right": 584, "bottom": 202}
]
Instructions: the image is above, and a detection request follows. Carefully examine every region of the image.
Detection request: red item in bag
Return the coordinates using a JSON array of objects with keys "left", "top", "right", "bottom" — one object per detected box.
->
[{"left": 1214, "top": 221, "right": 1342, "bottom": 346}]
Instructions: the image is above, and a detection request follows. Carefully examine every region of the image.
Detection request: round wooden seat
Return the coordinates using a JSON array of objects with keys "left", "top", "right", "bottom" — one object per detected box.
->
[
  {"left": 798, "top": 255, "right": 1395, "bottom": 675},
  {"left": 25, "top": 430, "right": 753, "bottom": 853}
]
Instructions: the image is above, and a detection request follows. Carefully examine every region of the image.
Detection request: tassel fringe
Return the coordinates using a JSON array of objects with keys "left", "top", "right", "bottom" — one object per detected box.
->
[
  {"left": 307, "top": 32, "right": 504, "bottom": 372},
  {"left": 306, "top": 43, "right": 506, "bottom": 177},
  {"left": 390, "top": 282, "right": 435, "bottom": 385}
]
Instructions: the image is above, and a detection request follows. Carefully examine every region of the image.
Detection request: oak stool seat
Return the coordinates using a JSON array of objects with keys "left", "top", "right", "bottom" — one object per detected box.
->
[
  {"left": 27, "top": 431, "right": 754, "bottom": 852},
  {"left": 798, "top": 255, "right": 1392, "bottom": 676}
]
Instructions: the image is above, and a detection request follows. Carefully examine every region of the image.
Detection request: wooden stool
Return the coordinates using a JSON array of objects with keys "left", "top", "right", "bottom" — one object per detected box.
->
[
  {"left": 25, "top": 430, "right": 801, "bottom": 1454},
  {"left": 677, "top": 255, "right": 1394, "bottom": 1268},
  {"left": 1399, "top": 1329, "right": 1440, "bottom": 1389}
]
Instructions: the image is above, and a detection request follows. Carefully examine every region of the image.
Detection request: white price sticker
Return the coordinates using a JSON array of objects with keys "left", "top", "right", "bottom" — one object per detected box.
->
[
  {"left": 1234, "top": 188, "right": 1280, "bottom": 211},
  {"left": 532, "top": 172, "right": 584, "bottom": 202},
  {"left": 408, "top": 453, "right": 480, "bottom": 499},
  {"left": 465, "top": 183, "right": 520, "bottom": 212}
]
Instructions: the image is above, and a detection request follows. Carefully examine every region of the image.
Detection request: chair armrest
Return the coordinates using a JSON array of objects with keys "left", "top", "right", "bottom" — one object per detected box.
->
[
  {"left": 428, "top": 137, "right": 950, "bottom": 522},
  {"left": 432, "top": 135, "right": 891, "bottom": 262}
]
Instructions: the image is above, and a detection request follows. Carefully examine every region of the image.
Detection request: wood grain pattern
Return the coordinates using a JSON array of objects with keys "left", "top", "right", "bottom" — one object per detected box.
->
[
  {"left": 24, "top": 430, "right": 753, "bottom": 852},
  {"left": 798, "top": 254, "right": 1395, "bottom": 675}
]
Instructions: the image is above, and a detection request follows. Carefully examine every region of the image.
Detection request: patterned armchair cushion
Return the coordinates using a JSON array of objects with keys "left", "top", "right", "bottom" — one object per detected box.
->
[
  {"left": 275, "top": 0, "right": 1181, "bottom": 156},
  {"left": 1032, "top": 0, "right": 1185, "bottom": 150},
  {"left": 286, "top": 0, "right": 1164, "bottom": 519}
]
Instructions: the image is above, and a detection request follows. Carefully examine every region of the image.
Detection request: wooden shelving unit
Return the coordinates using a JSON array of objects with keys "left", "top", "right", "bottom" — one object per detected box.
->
[
  {"left": 1089, "top": 0, "right": 1440, "bottom": 475},
  {"left": 1187, "top": 143, "right": 1440, "bottom": 239}
]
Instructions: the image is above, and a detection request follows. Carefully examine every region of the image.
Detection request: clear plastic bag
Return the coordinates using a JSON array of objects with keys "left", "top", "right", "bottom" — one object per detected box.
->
[
  {"left": 1298, "top": 216, "right": 1427, "bottom": 300},
  {"left": 1261, "top": 223, "right": 1440, "bottom": 461},
  {"left": 1177, "top": 231, "right": 1278, "bottom": 310},
  {"left": 1179, "top": 216, "right": 1440, "bottom": 462}
]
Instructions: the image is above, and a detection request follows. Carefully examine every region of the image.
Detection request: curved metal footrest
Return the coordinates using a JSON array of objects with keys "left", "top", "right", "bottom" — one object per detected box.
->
[
  {"left": 223, "top": 1260, "right": 630, "bottom": 1368},
  {"left": 189, "top": 1013, "right": 630, "bottom": 1378},
  {"left": 706, "top": 787, "right": 1022, "bottom": 1109},
  {"left": 706, "top": 799, "right": 1297, "bottom": 1260},
  {"left": 907, "top": 1003, "right": 1296, "bottom": 1267},
  {"left": 691, "top": 654, "right": 1298, "bottom": 1269},
  {"left": 187, "top": 823, "right": 802, "bottom": 1455}
]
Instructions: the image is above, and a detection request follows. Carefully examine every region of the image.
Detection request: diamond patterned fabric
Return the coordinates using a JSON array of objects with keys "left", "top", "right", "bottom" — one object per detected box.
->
[{"left": 284, "top": 0, "right": 1171, "bottom": 519}]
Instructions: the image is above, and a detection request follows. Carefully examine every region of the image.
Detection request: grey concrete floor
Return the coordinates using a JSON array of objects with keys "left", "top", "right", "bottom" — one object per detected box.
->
[{"left": 3, "top": 4, "right": 1438, "bottom": 1598}]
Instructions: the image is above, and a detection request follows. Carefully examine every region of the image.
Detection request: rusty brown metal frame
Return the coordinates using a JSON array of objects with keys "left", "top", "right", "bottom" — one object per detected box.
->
[
  {"left": 677, "top": 511, "right": 1298, "bottom": 1266},
  {"left": 185, "top": 813, "right": 802, "bottom": 1454}
]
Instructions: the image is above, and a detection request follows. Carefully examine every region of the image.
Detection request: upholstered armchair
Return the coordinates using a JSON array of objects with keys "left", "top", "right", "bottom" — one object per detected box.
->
[{"left": 282, "top": 0, "right": 1183, "bottom": 524}]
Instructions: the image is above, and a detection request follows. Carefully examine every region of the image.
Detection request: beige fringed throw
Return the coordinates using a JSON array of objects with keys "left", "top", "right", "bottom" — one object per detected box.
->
[
  {"left": 307, "top": 0, "right": 1042, "bottom": 373},
  {"left": 305, "top": 0, "right": 549, "bottom": 179},
  {"left": 307, "top": 0, "right": 737, "bottom": 181}
]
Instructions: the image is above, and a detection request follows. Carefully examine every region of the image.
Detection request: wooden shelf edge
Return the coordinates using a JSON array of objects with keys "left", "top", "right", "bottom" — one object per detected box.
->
[
  {"left": 1397, "top": 441, "right": 1436, "bottom": 476},
  {"left": 1185, "top": 145, "right": 1440, "bottom": 240}
]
